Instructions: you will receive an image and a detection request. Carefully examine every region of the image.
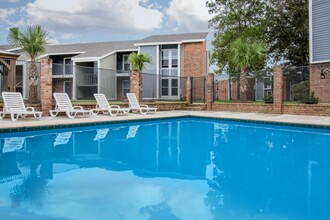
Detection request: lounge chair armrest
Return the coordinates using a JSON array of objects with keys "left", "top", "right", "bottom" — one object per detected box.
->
[
  {"left": 73, "top": 106, "right": 84, "bottom": 110},
  {"left": 25, "top": 107, "right": 35, "bottom": 112},
  {"left": 139, "top": 104, "right": 149, "bottom": 108}
]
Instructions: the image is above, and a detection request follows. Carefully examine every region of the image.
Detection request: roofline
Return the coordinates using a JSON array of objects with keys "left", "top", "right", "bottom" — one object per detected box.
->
[
  {"left": 99, "top": 48, "right": 138, "bottom": 60},
  {"left": 37, "top": 51, "right": 86, "bottom": 60},
  {"left": 7, "top": 47, "right": 21, "bottom": 52},
  {"left": 0, "top": 51, "right": 20, "bottom": 58},
  {"left": 134, "top": 38, "right": 206, "bottom": 47},
  {"left": 310, "top": 59, "right": 330, "bottom": 64},
  {"left": 72, "top": 57, "right": 100, "bottom": 62}
]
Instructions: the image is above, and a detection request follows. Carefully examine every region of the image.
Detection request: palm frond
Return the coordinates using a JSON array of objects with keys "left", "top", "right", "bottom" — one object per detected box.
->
[
  {"left": 7, "top": 25, "right": 48, "bottom": 61},
  {"left": 128, "top": 52, "right": 151, "bottom": 72}
]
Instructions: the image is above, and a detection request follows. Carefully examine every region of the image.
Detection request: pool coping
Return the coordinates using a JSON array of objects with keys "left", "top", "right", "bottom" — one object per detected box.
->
[{"left": 0, "top": 111, "right": 330, "bottom": 133}]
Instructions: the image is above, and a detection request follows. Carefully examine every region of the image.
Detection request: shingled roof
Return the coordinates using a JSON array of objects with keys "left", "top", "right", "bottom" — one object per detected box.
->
[
  {"left": 136, "top": 32, "right": 208, "bottom": 45},
  {"left": 45, "top": 40, "right": 137, "bottom": 59}
]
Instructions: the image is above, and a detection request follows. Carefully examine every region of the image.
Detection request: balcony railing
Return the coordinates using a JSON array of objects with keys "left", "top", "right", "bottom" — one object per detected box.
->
[
  {"left": 52, "top": 63, "right": 73, "bottom": 76},
  {"left": 116, "top": 62, "right": 130, "bottom": 73}
]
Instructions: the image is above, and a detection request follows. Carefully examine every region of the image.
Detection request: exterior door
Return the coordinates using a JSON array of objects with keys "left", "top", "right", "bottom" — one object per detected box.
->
[
  {"left": 64, "top": 81, "right": 73, "bottom": 99},
  {"left": 160, "top": 46, "right": 179, "bottom": 99}
]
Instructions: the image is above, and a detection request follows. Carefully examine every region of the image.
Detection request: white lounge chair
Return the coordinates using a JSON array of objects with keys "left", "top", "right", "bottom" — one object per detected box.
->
[
  {"left": 0, "top": 92, "right": 42, "bottom": 121},
  {"left": 92, "top": 93, "right": 130, "bottom": 116},
  {"left": 126, "top": 93, "right": 157, "bottom": 115},
  {"left": 50, "top": 93, "right": 93, "bottom": 119}
]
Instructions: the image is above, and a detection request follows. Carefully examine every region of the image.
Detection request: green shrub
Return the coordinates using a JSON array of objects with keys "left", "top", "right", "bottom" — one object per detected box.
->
[
  {"left": 304, "top": 91, "right": 318, "bottom": 104},
  {"left": 291, "top": 81, "right": 309, "bottom": 102},
  {"left": 263, "top": 94, "right": 273, "bottom": 103}
]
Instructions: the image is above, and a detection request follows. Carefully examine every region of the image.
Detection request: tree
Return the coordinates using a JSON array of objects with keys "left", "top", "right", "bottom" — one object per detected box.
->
[
  {"left": 128, "top": 52, "right": 151, "bottom": 72},
  {"left": 230, "top": 37, "right": 266, "bottom": 101},
  {"left": 265, "top": 0, "right": 309, "bottom": 65},
  {"left": 8, "top": 25, "right": 48, "bottom": 103},
  {"left": 127, "top": 52, "right": 151, "bottom": 101},
  {"left": 206, "top": 0, "right": 266, "bottom": 74}
]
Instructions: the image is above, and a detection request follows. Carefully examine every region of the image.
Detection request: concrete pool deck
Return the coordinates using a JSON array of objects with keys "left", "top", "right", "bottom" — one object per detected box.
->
[{"left": 1, "top": 111, "right": 330, "bottom": 131}]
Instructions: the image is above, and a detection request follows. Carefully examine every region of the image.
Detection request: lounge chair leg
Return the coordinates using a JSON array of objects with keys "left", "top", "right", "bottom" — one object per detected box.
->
[
  {"left": 66, "top": 111, "right": 75, "bottom": 119},
  {"left": 49, "top": 110, "right": 58, "bottom": 118},
  {"left": 10, "top": 113, "right": 19, "bottom": 122}
]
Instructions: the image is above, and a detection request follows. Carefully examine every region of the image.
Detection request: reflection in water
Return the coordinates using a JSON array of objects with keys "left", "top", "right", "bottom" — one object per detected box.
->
[
  {"left": 53, "top": 132, "right": 72, "bottom": 146},
  {"left": 0, "top": 118, "right": 329, "bottom": 220},
  {"left": 2, "top": 137, "right": 26, "bottom": 153}
]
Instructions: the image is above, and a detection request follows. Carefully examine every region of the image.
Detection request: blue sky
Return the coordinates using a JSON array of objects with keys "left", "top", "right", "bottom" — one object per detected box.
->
[{"left": 0, "top": 0, "right": 213, "bottom": 46}]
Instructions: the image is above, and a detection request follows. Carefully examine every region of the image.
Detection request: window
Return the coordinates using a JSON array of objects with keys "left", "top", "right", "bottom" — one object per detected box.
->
[
  {"left": 123, "top": 80, "right": 130, "bottom": 97},
  {"left": 123, "top": 55, "right": 130, "bottom": 72},
  {"left": 161, "top": 47, "right": 178, "bottom": 76}
]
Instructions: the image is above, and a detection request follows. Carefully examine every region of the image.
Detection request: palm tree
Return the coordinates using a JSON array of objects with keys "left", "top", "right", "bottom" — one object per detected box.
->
[
  {"left": 127, "top": 52, "right": 151, "bottom": 101},
  {"left": 128, "top": 52, "right": 151, "bottom": 72},
  {"left": 230, "top": 37, "right": 266, "bottom": 102},
  {"left": 8, "top": 25, "right": 48, "bottom": 103}
]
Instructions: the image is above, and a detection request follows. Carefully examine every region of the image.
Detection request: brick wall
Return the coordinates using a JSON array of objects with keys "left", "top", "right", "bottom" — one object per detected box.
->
[
  {"left": 181, "top": 41, "right": 206, "bottom": 77},
  {"left": 282, "top": 104, "right": 330, "bottom": 116},
  {"left": 130, "top": 71, "right": 142, "bottom": 101},
  {"left": 40, "top": 58, "right": 53, "bottom": 115},
  {"left": 212, "top": 103, "right": 330, "bottom": 116},
  {"left": 310, "top": 63, "right": 330, "bottom": 103},
  {"left": 212, "top": 103, "right": 274, "bottom": 113}
]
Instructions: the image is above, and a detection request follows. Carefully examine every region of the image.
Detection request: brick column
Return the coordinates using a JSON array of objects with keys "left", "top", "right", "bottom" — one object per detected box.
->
[
  {"left": 40, "top": 58, "right": 53, "bottom": 115},
  {"left": 206, "top": 73, "right": 214, "bottom": 110},
  {"left": 273, "top": 66, "right": 283, "bottom": 114},
  {"left": 130, "top": 70, "right": 142, "bottom": 101},
  {"left": 186, "top": 76, "right": 192, "bottom": 105}
]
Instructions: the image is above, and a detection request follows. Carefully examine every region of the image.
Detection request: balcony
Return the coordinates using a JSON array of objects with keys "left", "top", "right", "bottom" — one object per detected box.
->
[
  {"left": 52, "top": 63, "right": 74, "bottom": 78},
  {"left": 116, "top": 62, "right": 130, "bottom": 74}
]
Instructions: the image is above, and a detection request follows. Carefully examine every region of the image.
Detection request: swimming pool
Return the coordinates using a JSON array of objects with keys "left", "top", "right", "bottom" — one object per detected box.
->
[{"left": 0, "top": 117, "right": 329, "bottom": 220}]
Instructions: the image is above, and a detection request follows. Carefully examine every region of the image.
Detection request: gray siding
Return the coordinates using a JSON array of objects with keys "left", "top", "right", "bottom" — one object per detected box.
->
[
  {"left": 140, "top": 46, "right": 158, "bottom": 98},
  {"left": 255, "top": 81, "right": 264, "bottom": 101},
  {"left": 140, "top": 46, "right": 157, "bottom": 74},
  {"left": 100, "top": 54, "right": 116, "bottom": 99},
  {"left": 312, "top": 0, "right": 330, "bottom": 62}
]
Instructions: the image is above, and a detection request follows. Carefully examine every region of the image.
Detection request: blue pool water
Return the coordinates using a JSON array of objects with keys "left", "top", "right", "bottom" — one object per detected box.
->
[{"left": 0, "top": 117, "right": 330, "bottom": 220}]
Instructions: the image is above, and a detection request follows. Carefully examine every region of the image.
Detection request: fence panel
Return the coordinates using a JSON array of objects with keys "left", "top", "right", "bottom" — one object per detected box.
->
[
  {"left": 191, "top": 76, "right": 206, "bottom": 103},
  {"left": 15, "top": 60, "right": 41, "bottom": 100},
  {"left": 283, "top": 66, "right": 309, "bottom": 102},
  {"left": 75, "top": 66, "right": 98, "bottom": 100},
  {"left": 142, "top": 72, "right": 158, "bottom": 99}
]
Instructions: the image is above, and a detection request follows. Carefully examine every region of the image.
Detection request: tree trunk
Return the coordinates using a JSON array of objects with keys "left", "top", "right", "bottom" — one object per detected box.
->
[
  {"left": 28, "top": 62, "right": 39, "bottom": 103},
  {"left": 239, "top": 69, "right": 248, "bottom": 102}
]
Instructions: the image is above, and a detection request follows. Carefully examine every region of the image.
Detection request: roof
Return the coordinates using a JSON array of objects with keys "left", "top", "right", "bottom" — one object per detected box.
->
[
  {"left": 45, "top": 40, "right": 137, "bottom": 59},
  {"left": 136, "top": 32, "right": 208, "bottom": 46},
  {"left": 0, "top": 32, "right": 208, "bottom": 60},
  {"left": 0, "top": 50, "right": 20, "bottom": 59}
]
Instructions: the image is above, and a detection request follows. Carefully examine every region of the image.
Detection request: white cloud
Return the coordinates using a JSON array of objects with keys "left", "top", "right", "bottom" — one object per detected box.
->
[
  {"left": 166, "top": 0, "right": 211, "bottom": 32},
  {"left": 25, "top": 0, "right": 163, "bottom": 35},
  {"left": 0, "top": 8, "right": 17, "bottom": 22}
]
